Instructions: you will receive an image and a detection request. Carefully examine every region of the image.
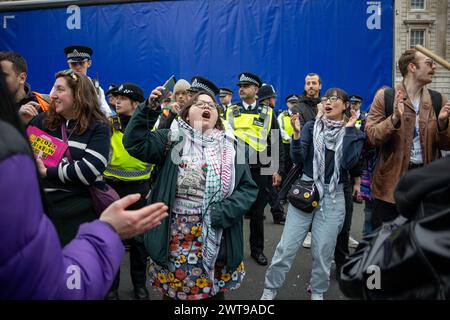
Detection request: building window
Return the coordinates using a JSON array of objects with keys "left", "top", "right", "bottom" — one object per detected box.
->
[
  {"left": 410, "top": 29, "right": 425, "bottom": 48},
  {"left": 411, "top": 0, "right": 426, "bottom": 10}
]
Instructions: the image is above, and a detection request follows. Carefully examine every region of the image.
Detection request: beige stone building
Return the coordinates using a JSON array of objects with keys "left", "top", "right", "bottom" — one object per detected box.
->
[{"left": 395, "top": 0, "right": 450, "bottom": 97}]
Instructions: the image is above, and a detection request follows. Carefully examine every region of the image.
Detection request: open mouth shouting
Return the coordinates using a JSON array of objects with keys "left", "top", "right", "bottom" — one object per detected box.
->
[{"left": 202, "top": 110, "right": 211, "bottom": 119}]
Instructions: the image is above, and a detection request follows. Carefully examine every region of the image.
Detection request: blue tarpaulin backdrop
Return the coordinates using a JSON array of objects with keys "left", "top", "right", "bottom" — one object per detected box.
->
[{"left": 0, "top": 0, "right": 393, "bottom": 111}]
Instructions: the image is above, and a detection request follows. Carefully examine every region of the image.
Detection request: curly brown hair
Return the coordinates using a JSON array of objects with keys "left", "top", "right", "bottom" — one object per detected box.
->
[
  {"left": 178, "top": 92, "right": 224, "bottom": 131},
  {"left": 44, "top": 70, "right": 107, "bottom": 134}
]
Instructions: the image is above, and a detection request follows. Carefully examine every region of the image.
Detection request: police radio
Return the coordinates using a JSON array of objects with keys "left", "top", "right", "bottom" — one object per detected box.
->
[
  {"left": 110, "top": 116, "right": 122, "bottom": 131},
  {"left": 259, "top": 105, "right": 269, "bottom": 121},
  {"left": 232, "top": 105, "right": 241, "bottom": 117}
]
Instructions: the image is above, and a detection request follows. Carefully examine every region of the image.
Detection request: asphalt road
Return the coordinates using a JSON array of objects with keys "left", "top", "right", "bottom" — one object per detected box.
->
[{"left": 115, "top": 202, "right": 364, "bottom": 300}]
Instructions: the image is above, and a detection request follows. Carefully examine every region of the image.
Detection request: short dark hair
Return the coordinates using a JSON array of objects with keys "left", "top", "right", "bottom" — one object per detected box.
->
[
  {"left": 398, "top": 49, "right": 418, "bottom": 77},
  {"left": 0, "top": 51, "right": 27, "bottom": 75},
  {"left": 305, "top": 73, "right": 322, "bottom": 85},
  {"left": 179, "top": 92, "right": 224, "bottom": 131}
]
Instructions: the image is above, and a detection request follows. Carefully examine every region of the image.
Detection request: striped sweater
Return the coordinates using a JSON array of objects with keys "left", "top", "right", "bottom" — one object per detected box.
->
[{"left": 29, "top": 113, "right": 110, "bottom": 195}]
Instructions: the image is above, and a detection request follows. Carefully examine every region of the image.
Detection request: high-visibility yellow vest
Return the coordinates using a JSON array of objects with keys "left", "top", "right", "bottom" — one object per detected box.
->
[
  {"left": 104, "top": 120, "right": 152, "bottom": 181},
  {"left": 278, "top": 111, "right": 294, "bottom": 144},
  {"left": 226, "top": 104, "right": 273, "bottom": 152}
]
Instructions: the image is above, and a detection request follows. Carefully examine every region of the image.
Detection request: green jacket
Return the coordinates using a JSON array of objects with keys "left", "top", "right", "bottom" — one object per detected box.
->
[{"left": 123, "top": 103, "right": 258, "bottom": 269}]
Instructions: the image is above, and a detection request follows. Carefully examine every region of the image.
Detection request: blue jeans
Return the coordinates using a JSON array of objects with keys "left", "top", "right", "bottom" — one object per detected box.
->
[{"left": 264, "top": 184, "right": 346, "bottom": 295}]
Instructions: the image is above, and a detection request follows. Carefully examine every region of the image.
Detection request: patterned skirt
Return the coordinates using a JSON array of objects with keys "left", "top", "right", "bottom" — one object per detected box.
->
[{"left": 147, "top": 213, "right": 245, "bottom": 300}]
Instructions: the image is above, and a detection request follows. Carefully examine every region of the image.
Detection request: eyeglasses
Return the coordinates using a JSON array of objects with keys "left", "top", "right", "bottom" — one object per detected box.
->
[
  {"left": 321, "top": 95, "right": 342, "bottom": 103},
  {"left": 416, "top": 59, "right": 435, "bottom": 68},
  {"left": 192, "top": 100, "right": 217, "bottom": 110}
]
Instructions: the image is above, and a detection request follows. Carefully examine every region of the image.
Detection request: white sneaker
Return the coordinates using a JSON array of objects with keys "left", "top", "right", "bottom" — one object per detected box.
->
[
  {"left": 302, "top": 232, "right": 312, "bottom": 248},
  {"left": 348, "top": 236, "right": 359, "bottom": 249},
  {"left": 311, "top": 293, "right": 323, "bottom": 300},
  {"left": 260, "top": 288, "right": 277, "bottom": 300}
]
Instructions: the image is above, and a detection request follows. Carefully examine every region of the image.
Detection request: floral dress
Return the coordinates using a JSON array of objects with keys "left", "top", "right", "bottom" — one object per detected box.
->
[{"left": 147, "top": 154, "right": 245, "bottom": 300}]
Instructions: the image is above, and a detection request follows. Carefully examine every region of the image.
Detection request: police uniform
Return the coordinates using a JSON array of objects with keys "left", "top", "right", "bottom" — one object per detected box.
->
[
  {"left": 103, "top": 83, "right": 151, "bottom": 300},
  {"left": 64, "top": 45, "right": 112, "bottom": 117},
  {"left": 279, "top": 94, "right": 298, "bottom": 171},
  {"left": 226, "top": 72, "right": 285, "bottom": 266},
  {"left": 257, "top": 84, "right": 287, "bottom": 222}
]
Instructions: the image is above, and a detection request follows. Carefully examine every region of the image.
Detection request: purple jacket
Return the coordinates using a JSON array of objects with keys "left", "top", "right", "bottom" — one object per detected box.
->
[{"left": 0, "top": 154, "right": 124, "bottom": 299}]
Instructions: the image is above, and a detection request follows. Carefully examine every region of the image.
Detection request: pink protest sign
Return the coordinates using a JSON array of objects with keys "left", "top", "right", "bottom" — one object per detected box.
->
[{"left": 27, "top": 125, "right": 68, "bottom": 167}]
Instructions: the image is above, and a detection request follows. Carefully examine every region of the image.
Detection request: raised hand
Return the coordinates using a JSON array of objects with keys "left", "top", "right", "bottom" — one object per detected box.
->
[
  {"left": 392, "top": 89, "right": 405, "bottom": 124},
  {"left": 438, "top": 101, "right": 450, "bottom": 130},
  {"left": 346, "top": 109, "right": 358, "bottom": 127},
  {"left": 272, "top": 172, "right": 282, "bottom": 187},
  {"left": 147, "top": 86, "right": 165, "bottom": 110},
  {"left": 100, "top": 194, "right": 168, "bottom": 240},
  {"left": 291, "top": 113, "right": 301, "bottom": 133},
  {"left": 19, "top": 101, "right": 40, "bottom": 123}
]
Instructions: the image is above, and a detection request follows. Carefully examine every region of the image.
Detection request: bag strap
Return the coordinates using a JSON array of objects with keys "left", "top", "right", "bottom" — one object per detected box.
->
[
  {"left": 384, "top": 88, "right": 395, "bottom": 118},
  {"left": 278, "top": 148, "right": 335, "bottom": 200},
  {"left": 60, "top": 122, "right": 74, "bottom": 163},
  {"left": 428, "top": 89, "right": 442, "bottom": 117}
]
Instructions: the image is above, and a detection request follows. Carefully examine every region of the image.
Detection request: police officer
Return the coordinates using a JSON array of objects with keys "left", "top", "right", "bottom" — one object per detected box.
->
[
  {"left": 63, "top": 45, "right": 111, "bottom": 117},
  {"left": 105, "top": 84, "right": 118, "bottom": 115},
  {"left": 349, "top": 94, "right": 365, "bottom": 129},
  {"left": 279, "top": 94, "right": 298, "bottom": 170},
  {"left": 219, "top": 87, "right": 233, "bottom": 118},
  {"left": 226, "top": 72, "right": 285, "bottom": 266},
  {"left": 257, "top": 84, "right": 286, "bottom": 224},
  {"left": 103, "top": 83, "right": 152, "bottom": 300}
]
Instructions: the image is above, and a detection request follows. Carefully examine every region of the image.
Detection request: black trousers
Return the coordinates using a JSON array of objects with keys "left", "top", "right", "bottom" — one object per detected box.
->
[
  {"left": 334, "top": 178, "right": 354, "bottom": 270},
  {"left": 249, "top": 168, "right": 271, "bottom": 254},
  {"left": 372, "top": 198, "right": 399, "bottom": 229},
  {"left": 107, "top": 179, "right": 150, "bottom": 290},
  {"left": 282, "top": 142, "right": 293, "bottom": 179},
  {"left": 266, "top": 183, "right": 284, "bottom": 219}
]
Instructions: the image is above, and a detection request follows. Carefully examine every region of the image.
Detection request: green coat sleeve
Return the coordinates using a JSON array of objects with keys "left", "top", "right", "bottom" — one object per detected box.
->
[
  {"left": 122, "top": 102, "right": 169, "bottom": 164},
  {"left": 210, "top": 162, "right": 258, "bottom": 229}
]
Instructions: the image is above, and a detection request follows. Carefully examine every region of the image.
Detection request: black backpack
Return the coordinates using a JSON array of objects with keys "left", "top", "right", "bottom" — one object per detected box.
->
[{"left": 384, "top": 88, "right": 442, "bottom": 117}]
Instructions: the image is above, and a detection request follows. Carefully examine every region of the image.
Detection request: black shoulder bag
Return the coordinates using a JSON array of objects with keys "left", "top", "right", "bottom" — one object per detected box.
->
[{"left": 287, "top": 150, "right": 334, "bottom": 213}]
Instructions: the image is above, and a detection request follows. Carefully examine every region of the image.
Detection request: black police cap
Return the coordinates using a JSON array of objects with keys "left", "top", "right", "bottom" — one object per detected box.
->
[
  {"left": 106, "top": 84, "right": 118, "bottom": 97},
  {"left": 237, "top": 72, "right": 262, "bottom": 88},
  {"left": 189, "top": 76, "right": 220, "bottom": 96},
  {"left": 219, "top": 87, "right": 233, "bottom": 97},
  {"left": 349, "top": 94, "right": 363, "bottom": 104},
  {"left": 112, "top": 83, "right": 145, "bottom": 103},
  {"left": 257, "top": 84, "right": 277, "bottom": 102},
  {"left": 285, "top": 94, "right": 299, "bottom": 103},
  {"left": 64, "top": 45, "right": 93, "bottom": 62}
]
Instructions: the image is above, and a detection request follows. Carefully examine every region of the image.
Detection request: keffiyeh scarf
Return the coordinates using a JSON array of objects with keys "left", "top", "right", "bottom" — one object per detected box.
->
[
  {"left": 312, "top": 117, "right": 345, "bottom": 200},
  {"left": 169, "top": 119, "right": 236, "bottom": 294}
]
